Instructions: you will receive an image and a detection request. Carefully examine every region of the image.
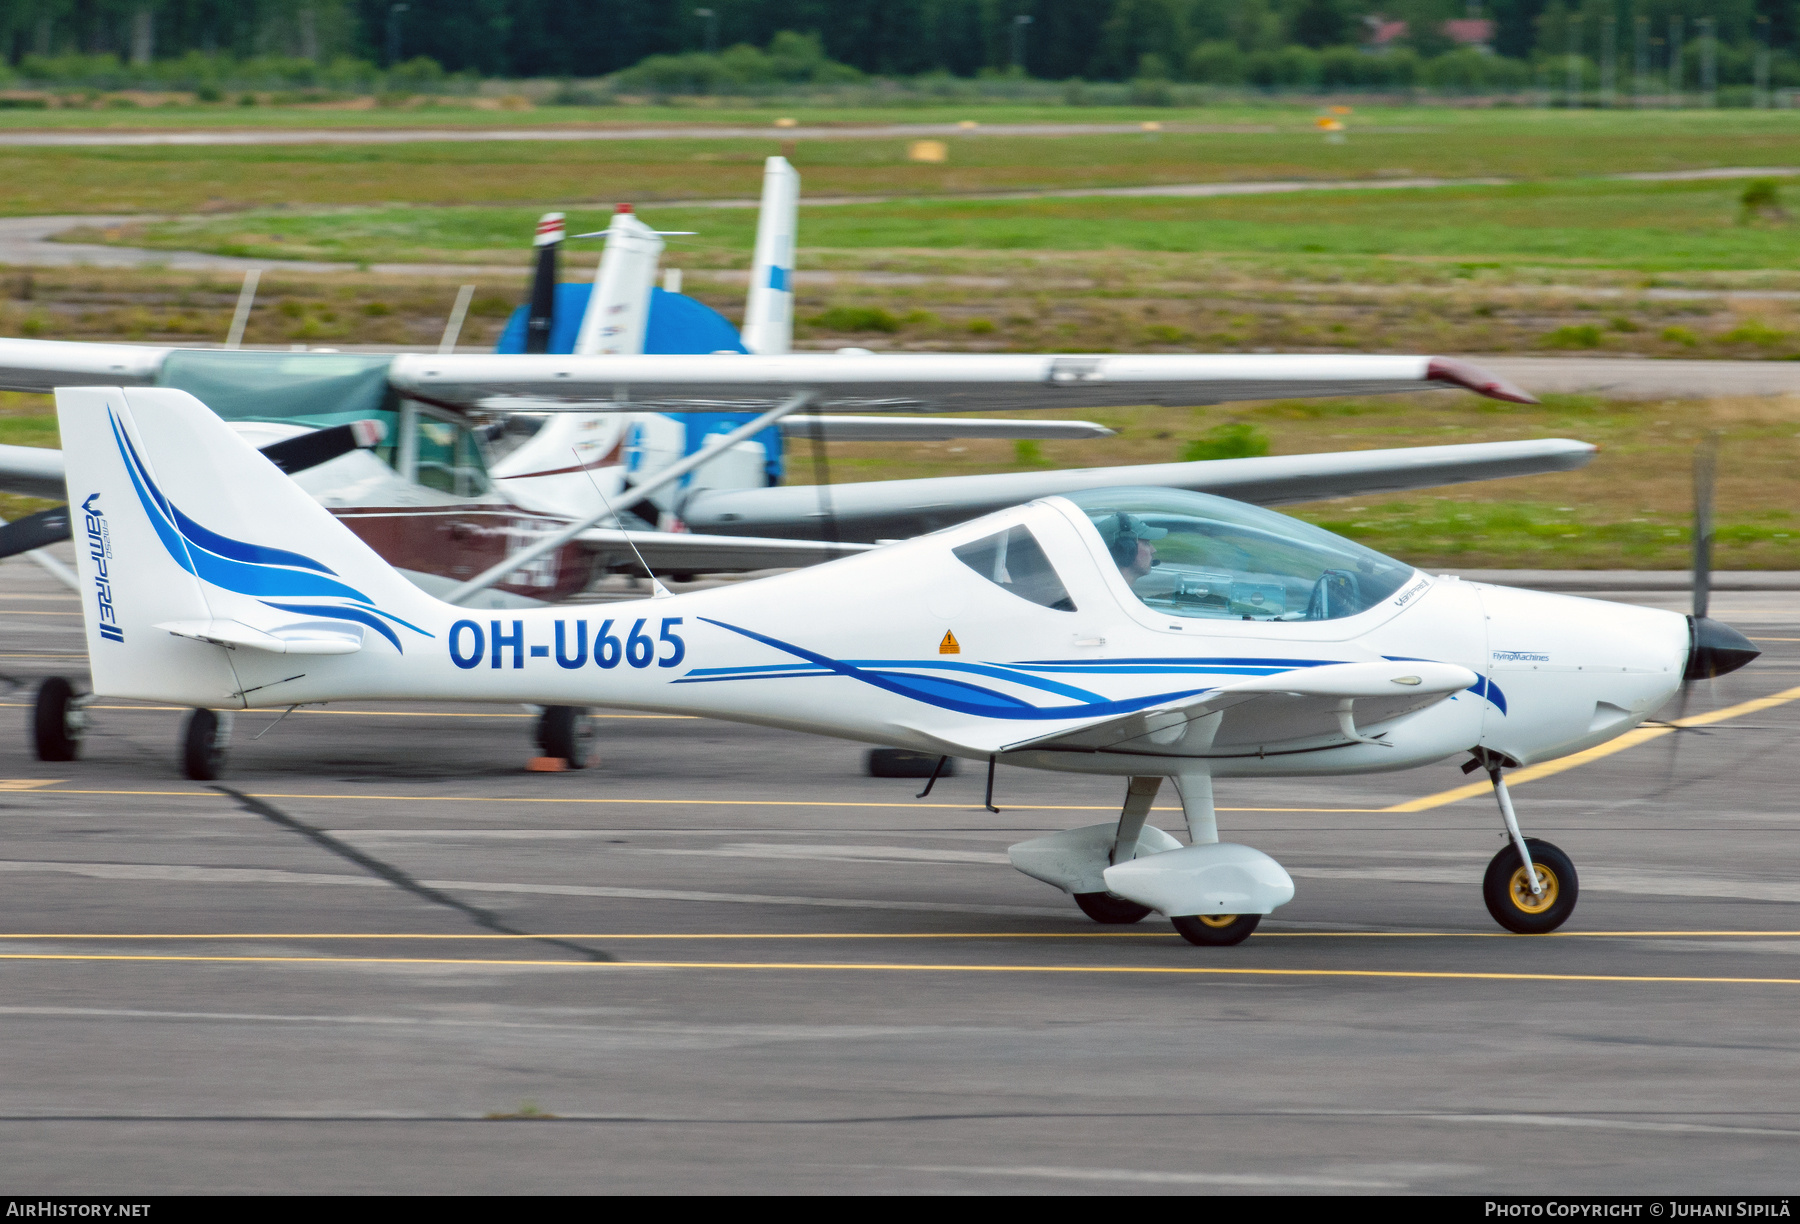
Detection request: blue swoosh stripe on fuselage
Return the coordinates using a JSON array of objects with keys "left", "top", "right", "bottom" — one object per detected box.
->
[
  {"left": 170, "top": 502, "right": 338, "bottom": 576},
  {"left": 113, "top": 410, "right": 198, "bottom": 576},
  {"left": 685, "top": 658, "right": 1107, "bottom": 703},
  {"left": 695, "top": 617, "right": 1209, "bottom": 721},
  {"left": 112, "top": 410, "right": 373, "bottom": 603}
]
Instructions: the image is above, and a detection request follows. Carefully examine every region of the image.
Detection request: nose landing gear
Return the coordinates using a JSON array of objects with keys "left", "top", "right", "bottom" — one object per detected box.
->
[{"left": 1476, "top": 754, "right": 1580, "bottom": 933}]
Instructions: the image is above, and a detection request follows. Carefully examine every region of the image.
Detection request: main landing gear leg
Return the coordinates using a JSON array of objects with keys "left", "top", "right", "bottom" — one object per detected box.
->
[
  {"left": 1481, "top": 762, "right": 1579, "bottom": 934},
  {"left": 1168, "top": 772, "right": 1261, "bottom": 947},
  {"left": 1072, "top": 777, "right": 1161, "bottom": 925}
]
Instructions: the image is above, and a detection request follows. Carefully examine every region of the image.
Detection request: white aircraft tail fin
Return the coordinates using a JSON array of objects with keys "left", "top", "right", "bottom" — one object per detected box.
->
[
  {"left": 58, "top": 386, "right": 440, "bottom": 705},
  {"left": 573, "top": 204, "right": 664, "bottom": 357},
  {"left": 741, "top": 156, "right": 799, "bottom": 355}
]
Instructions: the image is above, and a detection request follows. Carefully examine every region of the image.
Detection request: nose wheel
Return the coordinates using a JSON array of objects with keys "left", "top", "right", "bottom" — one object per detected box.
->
[{"left": 1483, "top": 837, "right": 1579, "bottom": 934}]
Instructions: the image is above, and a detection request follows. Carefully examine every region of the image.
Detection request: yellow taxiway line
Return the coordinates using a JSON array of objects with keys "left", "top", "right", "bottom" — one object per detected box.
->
[
  {"left": 1388, "top": 683, "right": 1800, "bottom": 812},
  {"left": 3, "top": 950, "right": 1800, "bottom": 986}
]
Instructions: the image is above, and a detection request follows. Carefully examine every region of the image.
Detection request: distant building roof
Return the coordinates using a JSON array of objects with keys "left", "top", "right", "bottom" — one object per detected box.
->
[
  {"left": 1442, "top": 18, "right": 1495, "bottom": 47},
  {"left": 1367, "top": 18, "right": 1409, "bottom": 47}
]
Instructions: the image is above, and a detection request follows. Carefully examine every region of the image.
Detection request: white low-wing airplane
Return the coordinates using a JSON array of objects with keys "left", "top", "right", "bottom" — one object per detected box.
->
[{"left": 56, "top": 386, "right": 1759, "bottom": 943}]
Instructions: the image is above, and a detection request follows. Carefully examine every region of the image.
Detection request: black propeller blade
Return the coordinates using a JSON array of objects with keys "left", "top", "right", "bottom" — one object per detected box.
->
[
  {"left": 257, "top": 418, "right": 387, "bottom": 476},
  {"left": 0, "top": 504, "right": 70, "bottom": 556},
  {"left": 524, "top": 211, "right": 563, "bottom": 355},
  {"left": 0, "top": 419, "right": 387, "bottom": 562}
]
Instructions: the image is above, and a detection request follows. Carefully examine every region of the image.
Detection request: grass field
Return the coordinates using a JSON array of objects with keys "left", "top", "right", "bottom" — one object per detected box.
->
[
  {"left": 7, "top": 106, "right": 1800, "bottom": 216},
  {"left": 108, "top": 177, "right": 1800, "bottom": 275}
]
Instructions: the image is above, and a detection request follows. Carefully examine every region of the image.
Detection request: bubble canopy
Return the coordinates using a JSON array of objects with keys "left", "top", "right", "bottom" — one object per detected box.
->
[{"left": 1063, "top": 487, "right": 1416, "bottom": 623}]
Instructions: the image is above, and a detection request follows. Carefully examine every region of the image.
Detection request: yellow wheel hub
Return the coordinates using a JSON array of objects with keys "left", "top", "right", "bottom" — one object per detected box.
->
[
  {"left": 1508, "top": 863, "right": 1559, "bottom": 914},
  {"left": 1197, "top": 913, "right": 1240, "bottom": 928}
]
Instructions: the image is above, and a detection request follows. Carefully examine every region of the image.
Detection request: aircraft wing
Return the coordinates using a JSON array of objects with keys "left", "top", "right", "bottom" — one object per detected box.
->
[
  {"left": 777, "top": 416, "right": 1114, "bottom": 441},
  {"left": 0, "top": 443, "right": 66, "bottom": 499},
  {"left": 928, "top": 661, "right": 1478, "bottom": 759},
  {"left": 680, "top": 437, "right": 1597, "bottom": 541},
  {"left": 0, "top": 339, "right": 167, "bottom": 393},
  {"left": 574, "top": 526, "right": 872, "bottom": 573},
  {"left": 388, "top": 352, "right": 1533, "bottom": 414}
]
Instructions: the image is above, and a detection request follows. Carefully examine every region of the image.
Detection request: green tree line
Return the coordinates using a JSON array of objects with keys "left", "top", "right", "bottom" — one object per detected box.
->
[{"left": 4, "top": 0, "right": 1797, "bottom": 85}]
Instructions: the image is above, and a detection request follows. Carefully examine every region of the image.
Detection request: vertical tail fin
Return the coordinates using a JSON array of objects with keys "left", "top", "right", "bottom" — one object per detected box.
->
[
  {"left": 59, "top": 386, "right": 440, "bottom": 705},
  {"left": 572, "top": 204, "right": 663, "bottom": 357},
  {"left": 523, "top": 211, "right": 563, "bottom": 355},
  {"left": 741, "top": 156, "right": 799, "bottom": 355}
]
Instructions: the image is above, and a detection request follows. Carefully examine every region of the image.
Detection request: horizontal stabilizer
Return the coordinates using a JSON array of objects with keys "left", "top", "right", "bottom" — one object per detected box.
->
[
  {"left": 1003, "top": 660, "right": 1477, "bottom": 758},
  {"left": 155, "top": 618, "right": 366, "bottom": 656}
]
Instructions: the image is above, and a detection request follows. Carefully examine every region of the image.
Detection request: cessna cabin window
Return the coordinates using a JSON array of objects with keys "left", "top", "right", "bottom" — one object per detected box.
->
[
  {"left": 953, "top": 525, "right": 1077, "bottom": 612},
  {"left": 414, "top": 412, "right": 492, "bottom": 497},
  {"left": 1068, "top": 487, "right": 1415, "bottom": 623}
]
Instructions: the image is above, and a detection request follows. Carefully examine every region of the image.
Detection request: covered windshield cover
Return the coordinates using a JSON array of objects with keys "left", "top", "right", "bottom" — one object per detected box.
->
[
  {"left": 1067, "top": 486, "right": 1415, "bottom": 622},
  {"left": 157, "top": 351, "right": 397, "bottom": 432}
]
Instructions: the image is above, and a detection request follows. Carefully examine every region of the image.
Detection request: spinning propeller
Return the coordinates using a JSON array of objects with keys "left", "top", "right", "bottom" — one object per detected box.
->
[{"left": 1660, "top": 430, "right": 1761, "bottom": 781}]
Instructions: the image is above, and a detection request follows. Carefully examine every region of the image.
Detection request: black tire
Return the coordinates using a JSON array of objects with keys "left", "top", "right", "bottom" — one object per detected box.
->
[
  {"left": 1074, "top": 892, "right": 1153, "bottom": 924},
  {"left": 181, "top": 708, "right": 229, "bottom": 781},
  {"left": 1483, "top": 838, "right": 1578, "bottom": 934},
  {"left": 1171, "top": 913, "right": 1262, "bottom": 946},
  {"left": 537, "top": 706, "right": 595, "bottom": 768},
  {"left": 866, "top": 748, "right": 957, "bottom": 779},
  {"left": 32, "top": 676, "right": 83, "bottom": 762}
]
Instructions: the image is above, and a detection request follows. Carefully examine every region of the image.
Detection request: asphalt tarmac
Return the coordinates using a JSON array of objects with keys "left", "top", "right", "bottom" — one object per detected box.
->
[{"left": 5, "top": 553, "right": 1800, "bottom": 1194}]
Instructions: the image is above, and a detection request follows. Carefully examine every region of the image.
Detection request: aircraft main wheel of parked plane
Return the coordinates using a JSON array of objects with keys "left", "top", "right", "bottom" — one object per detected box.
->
[
  {"left": 1072, "top": 892, "right": 1153, "bottom": 925},
  {"left": 181, "top": 707, "right": 231, "bottom": 782},
  {"left": 31, "top": 675, "right": 87, "bottom": 763},
  {"left": 537, "top": 705, "right": 595, "bottom": 768}
]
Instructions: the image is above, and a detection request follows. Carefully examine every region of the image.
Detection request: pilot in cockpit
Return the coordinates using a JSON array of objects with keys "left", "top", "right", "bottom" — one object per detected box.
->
[{"left": 1098, "top": 512, "right": 1168, "bottom": 586}]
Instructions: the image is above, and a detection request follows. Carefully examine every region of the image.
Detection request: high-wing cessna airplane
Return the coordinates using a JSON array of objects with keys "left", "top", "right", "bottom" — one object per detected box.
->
[
  {"left": 54, "top": 387, "right": 1759, "bottom": 943},
  {"left": 0, "top": 156, "right": 1596, "bottom": 770}
]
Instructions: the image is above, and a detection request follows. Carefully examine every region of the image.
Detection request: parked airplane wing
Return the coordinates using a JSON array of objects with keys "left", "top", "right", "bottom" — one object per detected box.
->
[
  {"left": 573, "top": 526, "right": 873, "bottom": 574},
  {"left": 0, "top": 442, "right": 65, "bottom": 499},
  {"left": 387, "top": 352, "right": 1534, "bottom": 414},
  {"left": 0, "top": 339, "right": 167, "bottom": 393},
  {"left": 777, "top": 415, "right": 1114, "bottom": 441},
  {"left": 679, "top": 437, "right": 1598, "bottom": 541}
]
